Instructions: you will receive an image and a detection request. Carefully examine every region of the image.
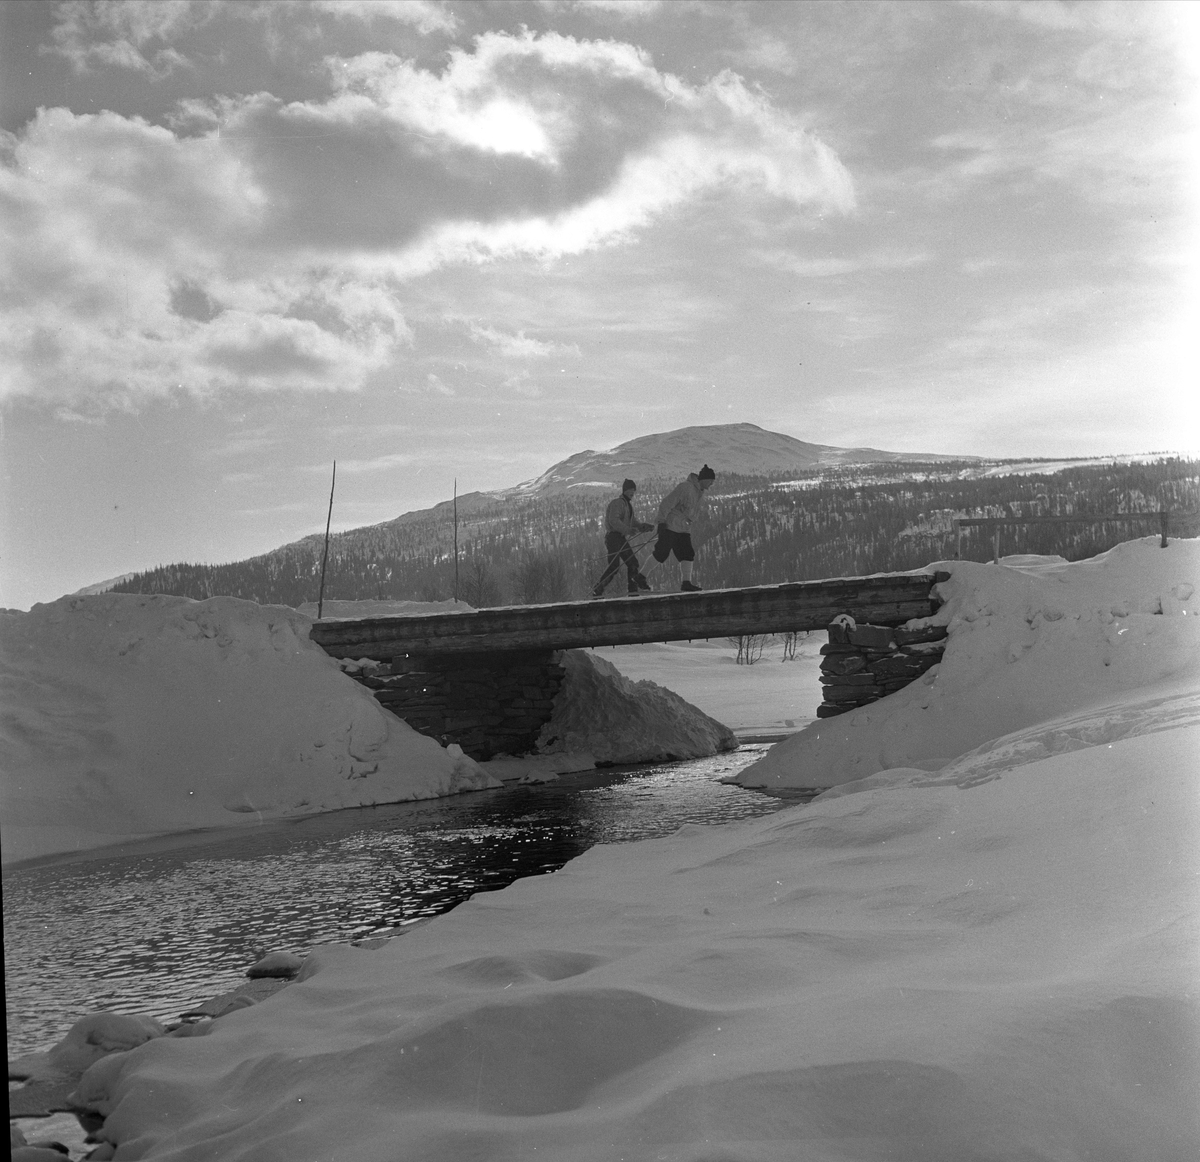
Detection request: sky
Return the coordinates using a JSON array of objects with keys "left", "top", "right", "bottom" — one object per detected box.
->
[{"left": 1, "top": 0, "right": 1197, "bottom": 610}]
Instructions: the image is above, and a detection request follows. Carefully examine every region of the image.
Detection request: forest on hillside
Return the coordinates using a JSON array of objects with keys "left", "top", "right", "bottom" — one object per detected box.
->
[{"left": 111, "top": 458, "right": 1200, "bottom": 607}]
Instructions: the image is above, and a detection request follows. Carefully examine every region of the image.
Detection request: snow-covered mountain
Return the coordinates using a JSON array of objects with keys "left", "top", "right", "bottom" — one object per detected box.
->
[{"left": 502, "top": 423, "right": 972, "bottom": 496}]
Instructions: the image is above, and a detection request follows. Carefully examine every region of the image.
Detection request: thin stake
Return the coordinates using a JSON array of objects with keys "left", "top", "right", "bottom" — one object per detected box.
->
[
  {"left": 317, "top": 461, "right": 336, "bottom": 620},
  {"left": 453, "top": 477, "right": 459, "bottom": 603}
]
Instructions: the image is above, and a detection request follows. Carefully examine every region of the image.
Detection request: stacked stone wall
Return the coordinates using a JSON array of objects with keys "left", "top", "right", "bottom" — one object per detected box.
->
[
  {"left": 348, "top": 649, "right": 565, "bottom": 761},
  {"left": 817, "top": 621, "right": 947, "bottom": 718}
]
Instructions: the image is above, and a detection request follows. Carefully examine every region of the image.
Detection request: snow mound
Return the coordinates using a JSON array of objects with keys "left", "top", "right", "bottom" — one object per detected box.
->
[
  {"left": 0, "top": 594, "right": 498, "bottom": 865},
  {"left": 734, "top": 536, "right": 1200, "bottom": 790},
  {"left": 537, "top": 649, "right": 737, "bottom": 764}
]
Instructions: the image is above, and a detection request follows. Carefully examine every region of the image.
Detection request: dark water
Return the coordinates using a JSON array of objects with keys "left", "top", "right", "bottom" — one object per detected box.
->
[{"left": 4, "top": 748, "right": 785, "bottom": 1060}]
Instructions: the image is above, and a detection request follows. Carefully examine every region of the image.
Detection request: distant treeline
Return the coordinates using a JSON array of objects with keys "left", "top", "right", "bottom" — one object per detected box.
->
[{"left": 111, "top": 458, "right": 1199, "bottom": 607}]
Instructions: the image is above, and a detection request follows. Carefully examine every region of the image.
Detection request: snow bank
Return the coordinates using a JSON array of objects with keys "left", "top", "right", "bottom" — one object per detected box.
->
[
  {"left": 734, "top": 536, "right": 1200, "bottom": 790},
  {"left": 536, "top": 649, "right": 737, "bottom": 765},
  {"left": 0, "top": 594, "right": 498, "bottom": 866}
]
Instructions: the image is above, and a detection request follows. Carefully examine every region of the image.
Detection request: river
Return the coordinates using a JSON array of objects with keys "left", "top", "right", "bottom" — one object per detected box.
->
[{"left": 4, "top": 746, "right": 792, "bottom": 1062}]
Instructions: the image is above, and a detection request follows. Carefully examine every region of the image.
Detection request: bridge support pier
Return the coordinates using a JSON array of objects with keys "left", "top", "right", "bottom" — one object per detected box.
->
[
  {"left": 349, "top": 649, "right": 566, "bottom": 761},
  {"left": 818, "top": 621, "right": 947, "bottom": 717}
]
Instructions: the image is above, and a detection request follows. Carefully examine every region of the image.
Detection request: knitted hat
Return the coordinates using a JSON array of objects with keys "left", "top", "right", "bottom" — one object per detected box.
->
[
  {"left": 622, "top": 478, "right": 637, "bottom": 492},
  {"left": 698, "top": 464, "right": 715, "bottom": 481}
]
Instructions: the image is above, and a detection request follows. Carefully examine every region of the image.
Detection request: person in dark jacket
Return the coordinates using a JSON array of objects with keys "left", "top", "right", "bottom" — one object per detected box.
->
[
  {"left": 652, "top": 464, "right": 715, "bottom": 591},
  {"left": 592, "top": 479, "right": 654, "bottom": 597}
]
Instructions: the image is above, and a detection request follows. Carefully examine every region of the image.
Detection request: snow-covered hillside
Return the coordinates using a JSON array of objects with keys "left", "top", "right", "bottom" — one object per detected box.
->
[{"left": 39, "top": 537, "right": 1199, "bottom": 1160}]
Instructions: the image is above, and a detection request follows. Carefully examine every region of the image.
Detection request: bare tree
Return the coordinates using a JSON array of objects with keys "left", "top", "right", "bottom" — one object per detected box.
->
[
  {"left": 727, "top": 633, "right": 770, "bottom": 665},
  {"left": 780, "top": 629, "right": 808, "bottom": 661}
]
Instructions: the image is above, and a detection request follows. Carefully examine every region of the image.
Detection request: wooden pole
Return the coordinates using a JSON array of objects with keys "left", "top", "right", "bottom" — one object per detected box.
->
[
  {"left": 317, "top": 461, "right": 336, "bottom": 620},
  {"left": 453, "top": 478, "right": 459, "bottom": 603},
  {"left": 1160, "top": 508, "right": 1169, "bottom": 548}
]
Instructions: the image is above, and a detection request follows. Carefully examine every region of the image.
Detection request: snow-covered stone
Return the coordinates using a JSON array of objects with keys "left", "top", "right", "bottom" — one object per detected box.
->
[
  {"left": 246, "top": 951, "right": 305, "bottom": 979},
  {"left": 45, "top": 1012, "right": 165, "bottom": 1079}
]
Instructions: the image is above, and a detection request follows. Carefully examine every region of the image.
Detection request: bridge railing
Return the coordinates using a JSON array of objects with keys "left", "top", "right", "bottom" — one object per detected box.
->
[{"left": 953, "top": 510, "right": 1197, "bottom": 564}]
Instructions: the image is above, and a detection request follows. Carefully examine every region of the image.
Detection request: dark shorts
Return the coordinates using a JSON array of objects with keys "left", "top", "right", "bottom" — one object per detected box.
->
[{"left": 652, "top": 525, "right": 694, "bottom": 563}]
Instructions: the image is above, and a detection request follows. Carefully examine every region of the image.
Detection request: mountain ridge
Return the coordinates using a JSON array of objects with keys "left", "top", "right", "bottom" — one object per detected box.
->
[
  {"left": 500, "top": 423, "right": 972, "bottom": 498},
  {"left": 287, "top": 422, "right": 976, "bottom": 548}
]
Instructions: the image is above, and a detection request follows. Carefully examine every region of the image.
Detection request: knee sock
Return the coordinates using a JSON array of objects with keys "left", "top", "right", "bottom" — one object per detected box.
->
[{"left": 680, "top": 560, "right": 693, "bottom": 583}]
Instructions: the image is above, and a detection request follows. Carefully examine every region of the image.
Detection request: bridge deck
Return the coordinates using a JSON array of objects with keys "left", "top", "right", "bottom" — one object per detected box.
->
[{"left": 309, "top": 572, "right": 944, "bottom": 659}]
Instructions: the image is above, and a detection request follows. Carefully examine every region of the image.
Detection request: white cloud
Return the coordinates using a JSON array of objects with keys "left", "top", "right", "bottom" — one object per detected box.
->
[
  {"left": 312, "top": 0, "right": 458, "bottom": 35},
  {"left": 0, "top": 108, "right": 410, "bottom": 405},
  {"left": 330, "top": 452, "right": 426, "bottom": 475},
  {"left": 758, "top": 249, "right": 933, "bottom": 279},
  {"left": 503, "top": 371, "right": 543, "bottom": 398},
  {"left": 547, "top": 1, "right": 665, "bottom": 19},
  {"left": 966, "top": 0, "right": 1173, "bottom": 36},
  {"left": 469, "top": 325, "right": 579, "bottom": 359},
  {"left": 323, "top": 31, "right": 667, "bottom": 163},
  {"left": 3, "top": 30, "right": 851, "bottom": 409},
  {"left": 46, "top": 0, "right": 213, "bottom": 76}
]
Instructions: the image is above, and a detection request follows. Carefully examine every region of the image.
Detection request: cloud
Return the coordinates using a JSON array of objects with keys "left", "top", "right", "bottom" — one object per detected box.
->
[
  {"left": 311, "top": 0, "right": 458, "bottom": 35},
  {"left": 329, "top": 452, "right": 426, "bottom": 475},
  {"left": 548, "top": 1, "right": 665, "bottom": 20},
  {"left": 503, "top": 372, "right": 543, "bottom": 398},
  {"left": 46, "top": 0, "right": 214, "bottom": 76},
  {"left": 0, "top": 107, "right": 412, "bottom": 404},
  {"left": 758, "top": 249, "right": 933, "bottom": 279},
  {"left": 925, "top": 3, "right": 1195, "bottom": 208},
  {"left": 2, "top": 30, "right": 851, "bottom": 409},
  {"left": 239, "top": 31, "right": 852, "bottom": 257},
  {"left": 965, "top": 0, "right": 1174, "bottom": 36},
  {"left": 45, "top": 1, "right": 456, "bottom": 78},
  {"left": 469, "top": 324, "right": 579, "bottom": 359}
]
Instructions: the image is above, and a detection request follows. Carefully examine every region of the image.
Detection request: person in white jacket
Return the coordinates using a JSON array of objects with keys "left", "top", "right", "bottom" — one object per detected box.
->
[{"left": 651, "top": 464, "right": 715, "bottom": 591}]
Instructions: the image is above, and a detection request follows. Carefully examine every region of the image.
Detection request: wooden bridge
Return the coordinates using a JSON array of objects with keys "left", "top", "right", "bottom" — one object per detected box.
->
[
  {"left": 308, "top": 572, "right": 946, "bottom": 760},
  {"left": 309, "top": 572, "right": 944, "bottom": 659}
]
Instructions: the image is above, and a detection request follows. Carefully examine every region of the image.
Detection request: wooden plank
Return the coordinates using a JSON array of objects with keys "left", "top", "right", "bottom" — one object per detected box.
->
[{"left": 309, "top": 574, "right": 941, "bottom": 659}]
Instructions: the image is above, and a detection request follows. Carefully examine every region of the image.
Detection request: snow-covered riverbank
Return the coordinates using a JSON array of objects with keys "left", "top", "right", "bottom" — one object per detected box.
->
[
  {"left": 21, "top": 537, "right": 1197, "bottom": 1160},
  {"left": 0, "top": 596, "right": 733, "bottom": 866}
]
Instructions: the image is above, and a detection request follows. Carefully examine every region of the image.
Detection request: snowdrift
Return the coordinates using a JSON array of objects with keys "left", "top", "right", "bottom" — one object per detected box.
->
[
  {"left": 59, "top": 538, "right": 1200, "bottom": 1159},
  {"left": 734, "top": 537, "right": 1200, "bottom": 790},
  {"left": 0, "top": 594, "right": 497, "bottom": 866},
  {"left": 538, "top": 649, "right": 737, "bottom": 765}
]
